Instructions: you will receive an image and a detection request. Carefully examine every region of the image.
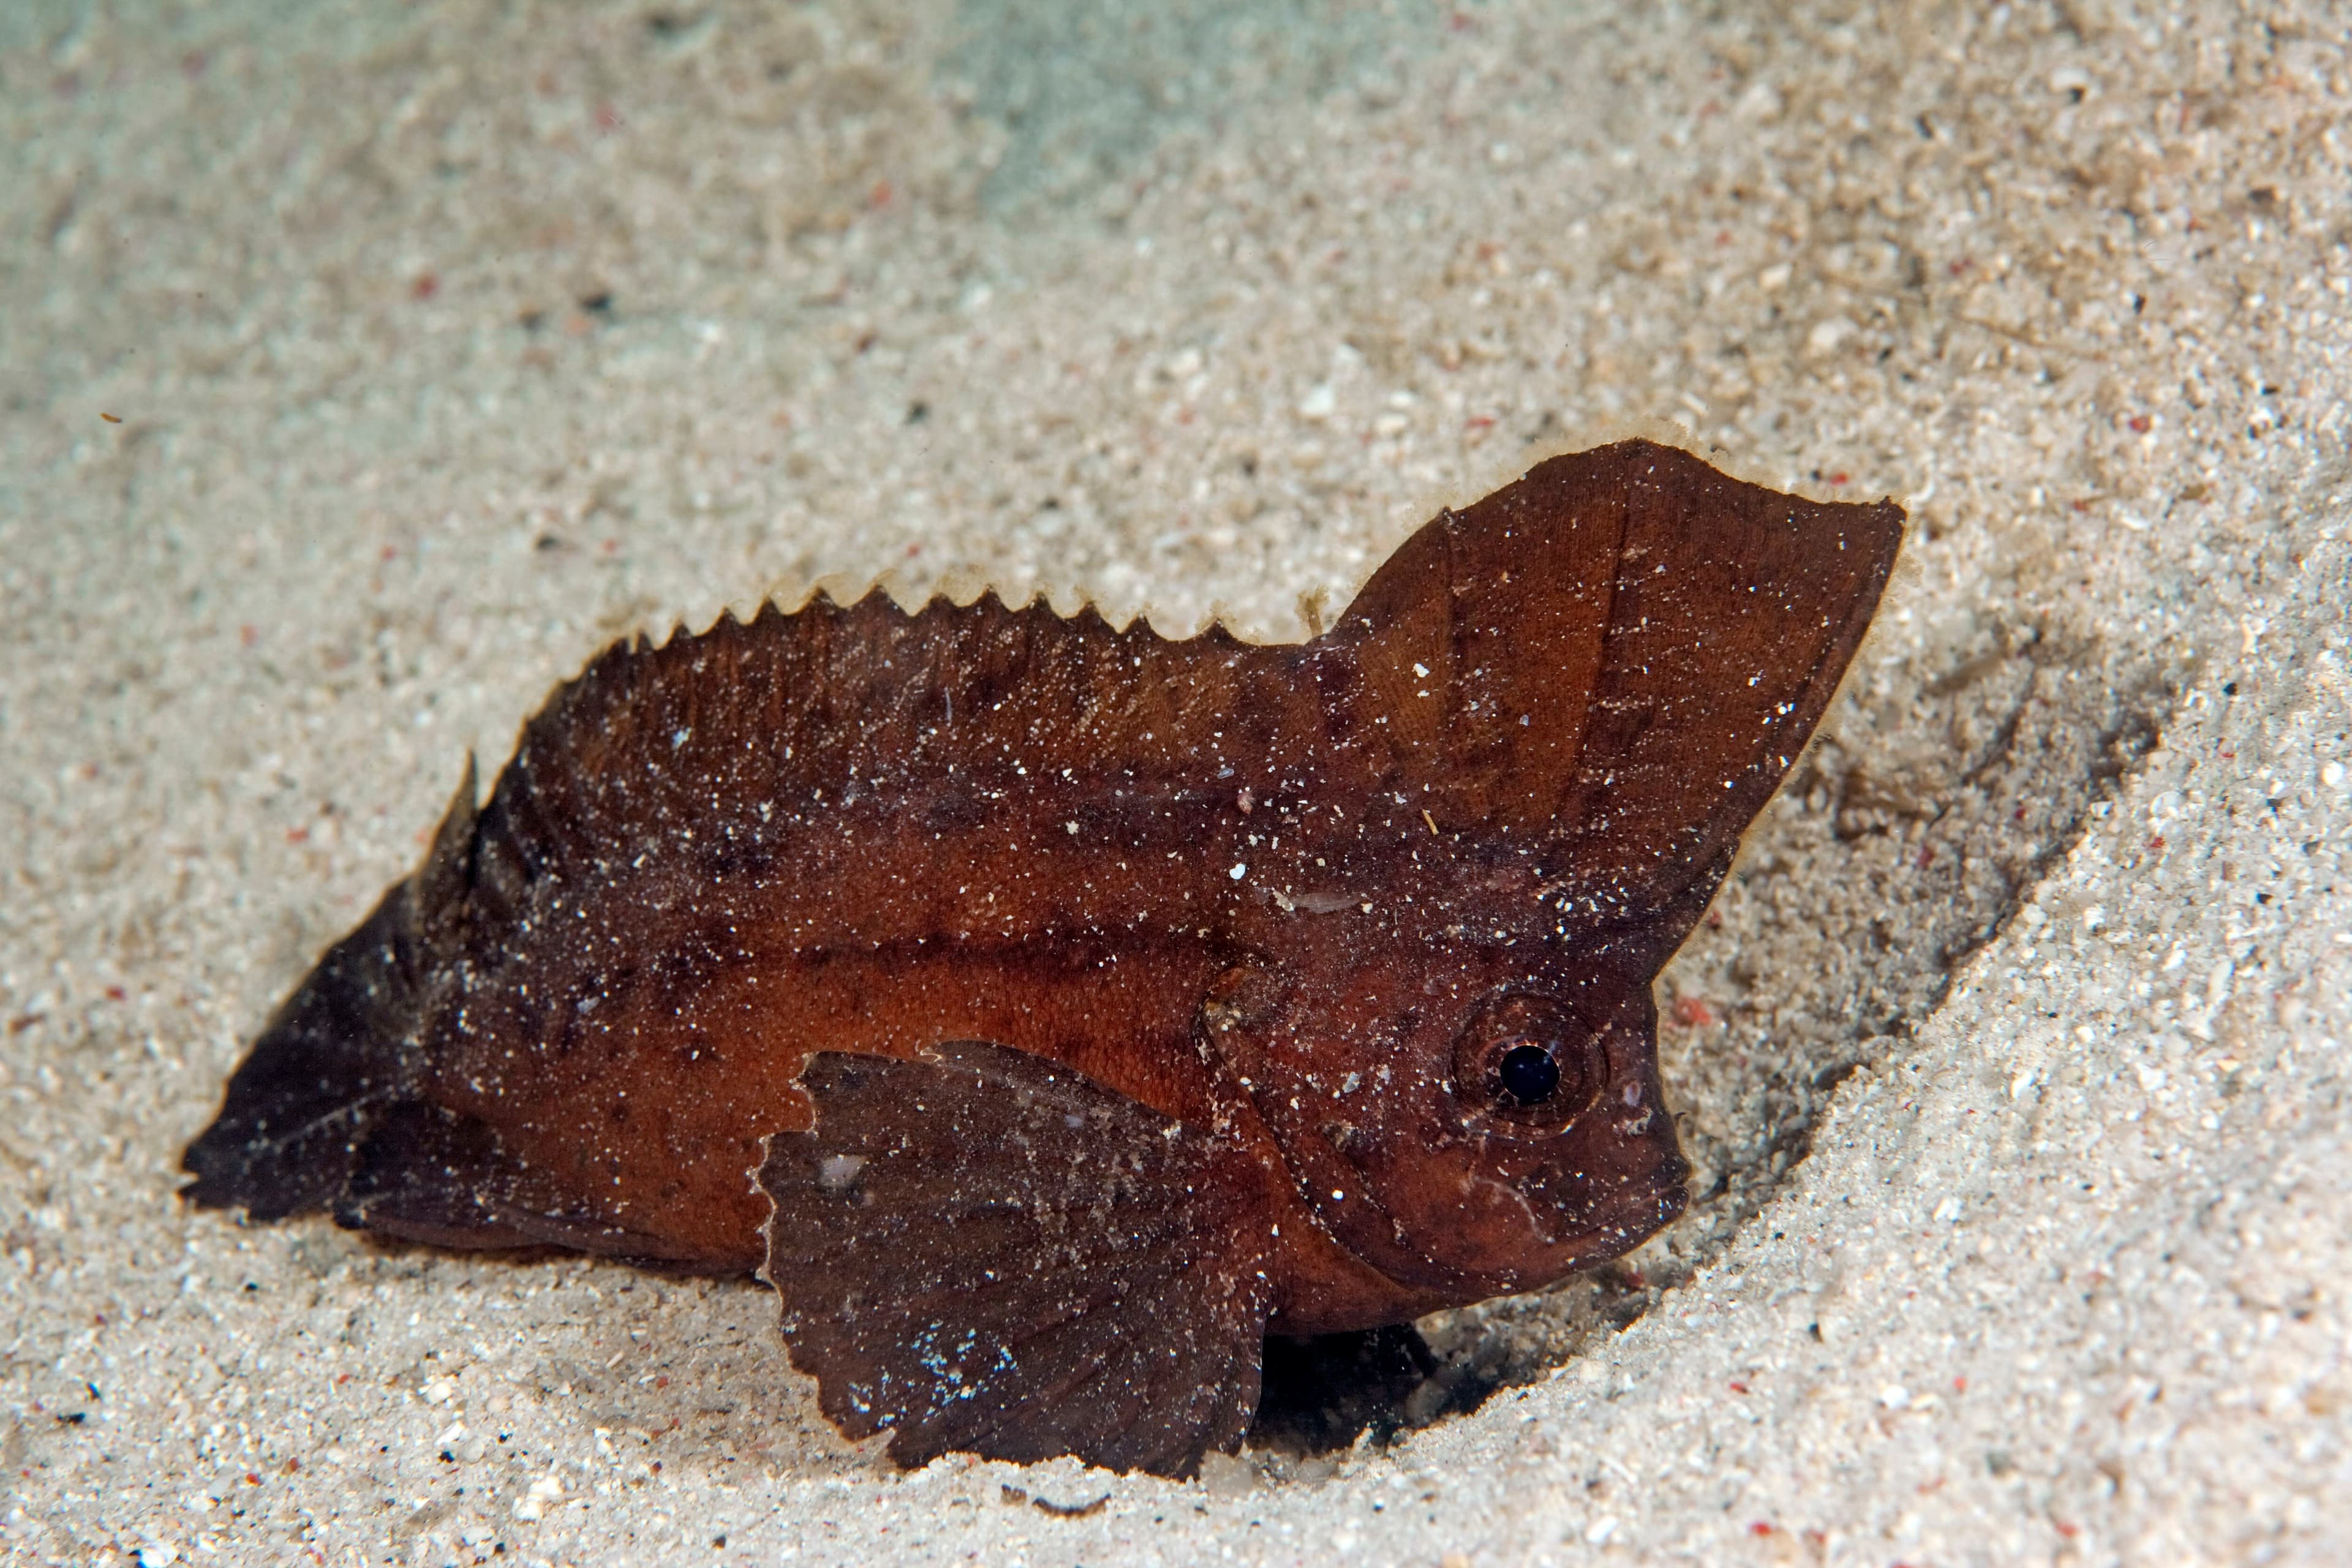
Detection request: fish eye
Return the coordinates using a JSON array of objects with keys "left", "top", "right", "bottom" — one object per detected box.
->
[
  {"left": 1452, "top": 990, "right": 1607, "bottom": 1129},
  {"left": 1496, "top": 1041, "right": 1560, "bottom": 1105}
]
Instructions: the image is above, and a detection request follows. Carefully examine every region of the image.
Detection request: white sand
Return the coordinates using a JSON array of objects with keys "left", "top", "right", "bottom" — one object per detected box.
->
[{"left": 4, "top": 2, "right": 2347, "bottom": 1563}]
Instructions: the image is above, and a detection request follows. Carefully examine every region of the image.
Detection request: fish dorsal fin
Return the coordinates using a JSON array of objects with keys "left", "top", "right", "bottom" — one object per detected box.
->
[
  {"left": 1337, "top": 439, "right": 1902, "bottom": 949},
  {"left": 757, "top": 1041, "right": 1275, "bottom": 1477}
]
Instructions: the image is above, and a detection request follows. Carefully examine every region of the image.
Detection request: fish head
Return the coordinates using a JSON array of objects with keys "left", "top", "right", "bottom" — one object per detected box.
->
[{"left": 1199, "top": 936, "right": 1690, "bottom": 1300}]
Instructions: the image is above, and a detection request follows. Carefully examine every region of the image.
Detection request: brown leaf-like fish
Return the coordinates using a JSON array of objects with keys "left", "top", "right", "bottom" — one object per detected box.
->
[{"left": 184, "top": 439, "right": 1901, "bottom": 1476}]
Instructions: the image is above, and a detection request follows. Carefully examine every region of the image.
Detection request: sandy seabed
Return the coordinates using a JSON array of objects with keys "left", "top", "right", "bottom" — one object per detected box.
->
[{"left": 3, "top": 2, "right": 2348, "bottom": 1564}]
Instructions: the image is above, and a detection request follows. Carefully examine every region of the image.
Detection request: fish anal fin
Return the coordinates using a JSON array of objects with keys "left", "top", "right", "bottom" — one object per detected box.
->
[{"left": 342, "top": 1101, "right": 710, "bottom": 1265}]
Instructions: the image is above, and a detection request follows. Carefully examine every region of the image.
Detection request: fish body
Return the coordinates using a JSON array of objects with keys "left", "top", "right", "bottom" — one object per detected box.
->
[{"left": 185, "top": 439, "right": 1902, "bottom": 1474}]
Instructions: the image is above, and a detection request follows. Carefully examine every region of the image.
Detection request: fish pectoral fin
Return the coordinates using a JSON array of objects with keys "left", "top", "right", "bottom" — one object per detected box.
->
[{"left": 756, "top": 1041, "right": 1274, "bottom": 1479}]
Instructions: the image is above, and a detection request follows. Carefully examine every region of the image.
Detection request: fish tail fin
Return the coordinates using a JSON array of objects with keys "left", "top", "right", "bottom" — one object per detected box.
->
[{"left": 179, "top": 760, "right": 479, "bottom": 1219}]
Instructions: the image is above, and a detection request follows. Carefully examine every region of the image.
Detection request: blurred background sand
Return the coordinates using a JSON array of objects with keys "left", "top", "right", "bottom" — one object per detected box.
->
[{"left": 3, "top": 2, "right": 2348, "bottom": 1562}]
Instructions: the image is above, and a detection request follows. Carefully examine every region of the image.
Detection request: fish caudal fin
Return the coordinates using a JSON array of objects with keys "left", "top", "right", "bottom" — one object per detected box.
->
[
  {"left": 180, "top": 761, "right": 480, "bottom": 1221},
  {"left": 179, "top": 880, "right": 426, "bottom": 1219}
]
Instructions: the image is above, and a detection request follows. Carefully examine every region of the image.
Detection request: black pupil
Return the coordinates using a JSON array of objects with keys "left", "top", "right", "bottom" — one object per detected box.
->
[{"left": 1497, "top": 1042, "right": 1560, "bottom": 1105}]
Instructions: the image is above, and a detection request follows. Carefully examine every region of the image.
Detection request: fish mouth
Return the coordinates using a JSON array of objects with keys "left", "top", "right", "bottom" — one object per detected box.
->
[
  {"left": 1513, "top": 1147, "right": 1691, "bottom": 1263},
  {"left": 1295, "top": 1136, "right": 1692, "bottom": 1297}
]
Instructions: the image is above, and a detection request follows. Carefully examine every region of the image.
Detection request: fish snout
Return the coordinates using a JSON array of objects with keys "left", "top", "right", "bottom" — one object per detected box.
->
[{"left": 1513, "top": 1142, "right": 1689, "bottom": 1261}]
